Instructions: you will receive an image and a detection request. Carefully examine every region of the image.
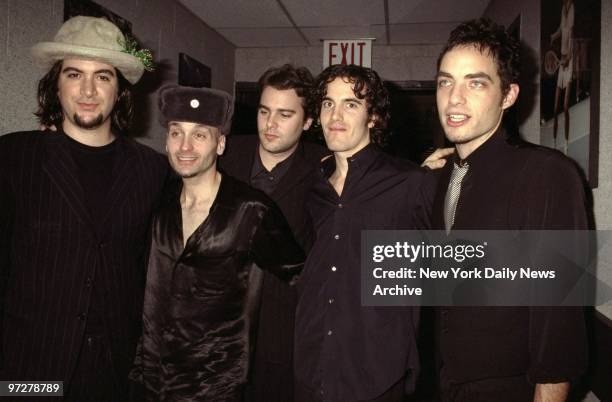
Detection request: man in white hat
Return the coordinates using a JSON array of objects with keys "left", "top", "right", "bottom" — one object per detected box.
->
[
  {"left": 0, "top": 16, "right": 167, "bottom": 401},
  {"left": 130, "top": 85, "right": 304, "bottom": 401}
]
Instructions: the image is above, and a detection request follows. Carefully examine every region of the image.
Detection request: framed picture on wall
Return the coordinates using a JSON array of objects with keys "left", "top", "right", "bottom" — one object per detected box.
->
[
  {"left": 178, "top": 53, "right": 211, "bottom": 88},
  {"left": 64, "top": 0, "right": 132, "bottom": 35},
  {"left": 540, "top": 0, "right": 600, "bottom": 187}
]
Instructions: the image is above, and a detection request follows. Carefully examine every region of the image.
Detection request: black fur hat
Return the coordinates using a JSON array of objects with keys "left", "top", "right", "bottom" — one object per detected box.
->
[{"left": 158, "top": 85, "right": 234, "bottom": 134}]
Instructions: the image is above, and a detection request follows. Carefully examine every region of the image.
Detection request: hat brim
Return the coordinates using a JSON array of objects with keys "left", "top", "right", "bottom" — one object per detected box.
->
[{"left": 31, "top": 42, "right": 144, "bottom": 84}]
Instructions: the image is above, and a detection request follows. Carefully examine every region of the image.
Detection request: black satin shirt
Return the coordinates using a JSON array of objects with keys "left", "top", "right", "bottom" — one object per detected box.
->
[
  {"left": 295, "top": 144, "right": 434, "bottom": 401},
  {"left": 137, "top": 174, "right": 305, "bottom": 401}
]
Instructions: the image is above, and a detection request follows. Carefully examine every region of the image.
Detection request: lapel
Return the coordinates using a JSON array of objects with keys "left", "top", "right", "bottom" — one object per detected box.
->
[
  {"left": 271, "top": 141, "right": 313, "bottom": 202},
  {"left": 42, "top": 132, "right": 97, "bottom": 239}
]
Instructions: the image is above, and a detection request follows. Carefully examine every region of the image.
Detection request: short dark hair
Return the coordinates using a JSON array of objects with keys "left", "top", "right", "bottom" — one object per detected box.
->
[
  {"left": 314, "top": 64, "right": 390, "bottom": 146},
  {"left": 34, "top": 60, "right": 135, "bottom": 134},
  {"left": 437, "top": 18, "right": 520, "bottom": 97},
  {"left": 258, "top": 64, "right": 315, "bottom": 120}
]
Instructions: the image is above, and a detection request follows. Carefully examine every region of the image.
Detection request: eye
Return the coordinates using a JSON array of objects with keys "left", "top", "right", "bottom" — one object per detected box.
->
[
  {"left": 280, "top": 113, "right": 293, "bottom": 119},
  {"left": 321, "top": 100, "right": 333, "bottom": 109},
  {"left": 66, "top": 72, "right": 80, "bottom": 79},
  {"left": 194, "top": 131, "right": 209, "bottom": 141},
  {"left": 97, "top": 74, "right": 112, "bottom": 82},
  {"left": 258, "top": 108, "right": 269, "bottom": 116},
  {"left": 345, "top": 102, "right": 358, "bottom": 109},
  {"left": 470, "top": 80, "right": 486, "bottom": 89},
  {"left": 437, "top": 79, "right": 451, "bottom": 88}
]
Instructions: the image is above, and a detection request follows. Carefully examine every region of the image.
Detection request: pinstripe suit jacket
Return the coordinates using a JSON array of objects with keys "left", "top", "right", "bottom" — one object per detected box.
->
[{"left": 0, "top": 130, "right": 167, "bottom": 393}]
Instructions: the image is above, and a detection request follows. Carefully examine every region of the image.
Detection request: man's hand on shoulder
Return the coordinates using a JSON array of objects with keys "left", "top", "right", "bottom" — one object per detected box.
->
[{"left": 421, "top": 147, "right": 455, "bottom": 170}]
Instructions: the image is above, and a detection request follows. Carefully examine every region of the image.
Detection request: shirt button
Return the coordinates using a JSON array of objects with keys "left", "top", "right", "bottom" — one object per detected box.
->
[
  {"left": 327, "top": 330, "right": 333, "bottom": 336},
  {"left": 329, "top": 298, "right": 334, "bottom": 304},
  {"left": 98, "top": 242, "right": 106, "bottom": 249},
  {"left": 334, "top": 234, "right": 340, "bottom": 240},
  {"left": 268, "top": 175, "right": 274, "bottom": 181},
  {"left": 85, "top": 277, "right": 93, "bottom": 288},
  {"left": 338, "top": 203, "right": 343, "bottom": 208},
  {"left": 331, "top": 266, "right": 337, "bottom": 272},
  {"left": 77, "top": 313, "right": 86, "bottom": 321}
]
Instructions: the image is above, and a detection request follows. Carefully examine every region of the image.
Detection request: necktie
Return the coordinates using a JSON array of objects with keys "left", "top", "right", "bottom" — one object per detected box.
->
[{"left": 444, "top": 162, "right": 469, "bottom": 233}]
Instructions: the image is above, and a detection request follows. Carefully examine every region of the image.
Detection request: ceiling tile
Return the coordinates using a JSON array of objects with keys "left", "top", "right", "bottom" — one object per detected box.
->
[
  {"left": 281, "top": 0, "right": 385, "bottom": 26},
  {"left": 217, "top": 27, "right": 308, "bottom": 47},
  {"left": 387, "top": 0, "right": 491, "bottom": 24},
  {"left": 179, "top": 0, "right": 292, "bottom": 28}
]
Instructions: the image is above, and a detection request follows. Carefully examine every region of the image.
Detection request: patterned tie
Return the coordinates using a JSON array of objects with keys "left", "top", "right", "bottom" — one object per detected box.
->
[{"left": 444, "top": 162, "right": 469, "bottom": 233}]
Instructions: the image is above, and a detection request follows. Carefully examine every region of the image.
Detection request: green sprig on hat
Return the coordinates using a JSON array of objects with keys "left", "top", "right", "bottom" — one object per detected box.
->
[{"left": 118, "top": 36, "right": 154, "bottom": 72}]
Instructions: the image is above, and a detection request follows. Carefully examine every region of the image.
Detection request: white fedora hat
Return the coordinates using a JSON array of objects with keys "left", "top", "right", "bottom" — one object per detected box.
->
[{"left": 31, "top": 16, "right": 147, "bottom": 84}]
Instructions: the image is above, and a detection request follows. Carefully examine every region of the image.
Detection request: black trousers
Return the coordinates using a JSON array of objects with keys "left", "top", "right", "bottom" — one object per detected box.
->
[{"left": 440, "top": 375, "right": 534, "bottom": 402}]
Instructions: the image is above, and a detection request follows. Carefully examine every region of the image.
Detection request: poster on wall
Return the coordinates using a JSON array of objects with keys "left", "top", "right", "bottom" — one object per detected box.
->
[
  {"left": 540, "top": 0, "right": 600, "bottom": 187},
  {"left": 178, "top": 53, "right": 212, "bottom": 88},
  {"left": 64, "top": 0, "right": 132, "bottom": 35}
]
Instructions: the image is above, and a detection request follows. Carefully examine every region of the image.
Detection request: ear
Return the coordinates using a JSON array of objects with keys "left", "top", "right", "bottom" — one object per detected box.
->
[
  {"left": 367, "top": 115, "right": 377, "bottom": 129},
  {"left": 303, "top": 117, "right": 313, "bottom": 131},
  {"left": 217, "top": 134, "right": 226, "bottom": 156},
  {"left": 501, "top": 83, "right": 520, "bottom": 110}
]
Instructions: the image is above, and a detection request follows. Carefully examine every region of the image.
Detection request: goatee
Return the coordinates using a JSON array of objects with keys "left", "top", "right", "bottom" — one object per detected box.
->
[{"left": 74, "top": 113, "right": 105, "bottom": 129}]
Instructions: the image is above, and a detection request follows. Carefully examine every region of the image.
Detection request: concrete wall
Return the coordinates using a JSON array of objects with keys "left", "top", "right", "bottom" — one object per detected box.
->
[
  {"left": 0, "top": 0, "right": 235, "bottom": 152},
  {"left": 235, "top": 43, "right": 443, "bottom": 83}
]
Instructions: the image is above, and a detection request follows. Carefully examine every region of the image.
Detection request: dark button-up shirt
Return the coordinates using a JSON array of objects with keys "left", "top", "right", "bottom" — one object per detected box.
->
[
  {"left": 432, "top": 129, "right": 588, "bottom": 386},
  {"left": 295, "top": 144, "right": 433, "bottom": 401},
  {"left": 250, "top": 146, "right": 296, "bottom": 196}
]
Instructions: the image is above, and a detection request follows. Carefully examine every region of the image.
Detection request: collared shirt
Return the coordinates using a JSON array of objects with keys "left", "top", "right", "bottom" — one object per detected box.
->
[
  {"left": 250, "top": 147, "right": 296, "bottom": 196},
  {"left": 432, "top": 128, "right": 588, "bottom": 386},
  {"left": 295, "top": 144, "right": 433, "bottom": 401}
]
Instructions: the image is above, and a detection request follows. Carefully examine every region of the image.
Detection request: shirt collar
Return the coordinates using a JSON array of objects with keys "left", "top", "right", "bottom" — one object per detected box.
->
[
  {"left": 451, "top": 126, "right": 509, "bottom": 169},
  {"left": 250, "top": 143, "right": 297, "bottom": 181},
  {"left": 320, "top": 142, "right": 380, "bottom": 178}
]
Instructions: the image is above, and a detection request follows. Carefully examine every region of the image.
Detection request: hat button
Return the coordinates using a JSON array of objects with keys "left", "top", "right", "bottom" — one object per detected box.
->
[{"left": 190, "top": 99, "right": 200, "bottom": 108}]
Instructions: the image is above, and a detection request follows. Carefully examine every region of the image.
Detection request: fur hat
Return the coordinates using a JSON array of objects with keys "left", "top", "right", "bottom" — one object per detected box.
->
[
  {"left": 158, "top": 85, "right": 234, "bottom": 135},
  {"left": 31, "top": 16, "right": 145, "bottom": 84}
]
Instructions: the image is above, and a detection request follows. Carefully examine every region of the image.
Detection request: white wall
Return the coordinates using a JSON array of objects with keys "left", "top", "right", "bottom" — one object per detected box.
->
[
  {"left": 235, "top": 43, "right": 443, "bottom": 83},
  {"left": 0, "top": 0, "right": 236, "bottom": 152}
]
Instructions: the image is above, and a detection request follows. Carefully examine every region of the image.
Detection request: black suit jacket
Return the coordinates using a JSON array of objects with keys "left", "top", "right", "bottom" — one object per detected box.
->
[
  {"left": 0, "top": 131, "right": 167, "bottom": 394},
  {"left": 219, "top": 134, "right": 328, "bottom": 401}
]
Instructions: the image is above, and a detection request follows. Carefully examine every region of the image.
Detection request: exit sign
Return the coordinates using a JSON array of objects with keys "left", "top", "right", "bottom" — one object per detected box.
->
[{"left": 323, "top": 39, "right": 373, "bottom": 68}]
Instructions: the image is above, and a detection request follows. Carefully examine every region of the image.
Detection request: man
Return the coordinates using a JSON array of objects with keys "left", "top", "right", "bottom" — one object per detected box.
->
[
  {"left": 133, "top": 85, "right": 305, "bottom": 401},
  {"left": 0, "top": 16, "right": 167, "bottom": 401},
  {"left": 294, "top": 64, "right": 432, "bottom": 402},
  {"left": 219, "top": 64, "right": 328, "bottom": 402},
  {"left": 432, "top": 18, "right": 587, "bottom": 402}
]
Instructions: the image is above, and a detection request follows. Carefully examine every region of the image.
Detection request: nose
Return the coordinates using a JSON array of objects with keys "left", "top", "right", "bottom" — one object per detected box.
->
[
  {"left": 266, "top": 113, "right": 278, "bottom": 130},
  {"left": 80, "top": 75, "right": 97, "bottom": 98},
  {"left": 180, "top": 135, "right": 193, "bottom": 151},
  {"left": 449, "top": 84, "right": 465, "bottom": 106},
  {"left": 330, "top": 104, "right": 343, "bottom": 121}
]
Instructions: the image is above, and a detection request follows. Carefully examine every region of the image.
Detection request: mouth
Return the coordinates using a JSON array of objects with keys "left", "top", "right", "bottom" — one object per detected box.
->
[
  {"left": 446, "top": 113, "right": 470, "bottom": 127},
  {"left": 77, "top": 102, "right": 99, "bottom": 111},
  {"left": 263, "top": 132, "right": 278, "bottom": 141},
  {"left": 326, "top": 125, "right": 346, "bottom": 133}
]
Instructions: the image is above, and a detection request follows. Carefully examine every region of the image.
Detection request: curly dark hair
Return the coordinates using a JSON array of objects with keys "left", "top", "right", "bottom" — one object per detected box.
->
[
  {"left": 314, "top": 64, "right": 390, "bottom": 146},
  {"left": 34, "top": 60, "right": 135, "bottom": 135},
  {"left": 437, "top": 18, "right": 520, "bottom": 97},
  {"left": 258, "top": 64, "right": 315, "bottom": 121}
]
